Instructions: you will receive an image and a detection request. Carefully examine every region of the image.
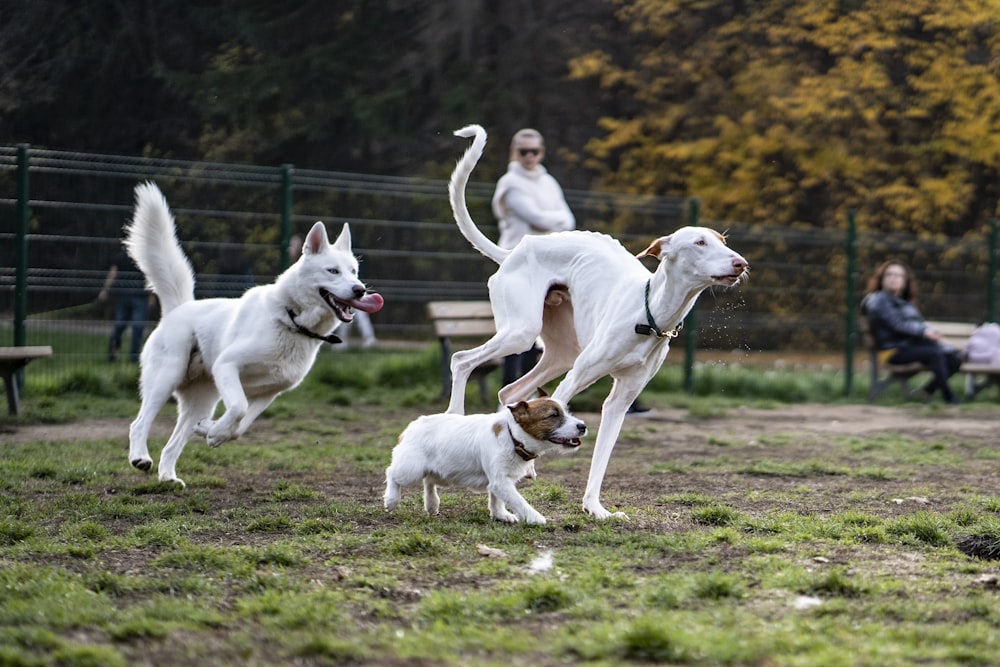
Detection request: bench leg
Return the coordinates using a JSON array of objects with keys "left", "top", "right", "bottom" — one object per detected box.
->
[
  {"left": 439, "top": 338, "right": 453, "bottom": 400},
  {"left": 2, "top": 370, "right": 19, "bottom": 416},
  {"left": 965, "top": 373, "right": 999, "bottom": 400}
]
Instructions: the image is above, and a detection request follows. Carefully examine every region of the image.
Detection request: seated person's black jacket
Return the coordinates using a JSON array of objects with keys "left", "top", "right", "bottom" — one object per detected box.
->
[{"left": 861, "top": 291, "right": 927, "bottom": 351}]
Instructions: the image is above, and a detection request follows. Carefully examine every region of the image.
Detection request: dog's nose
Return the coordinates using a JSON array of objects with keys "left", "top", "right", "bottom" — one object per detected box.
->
[
  {"left": 352, "top": 285, "right": 367, "bottom": 299},
  {"left": 577, "top": 422, "right": 587, "bottom": 435},
  {"left": 732, "top": 256, "right": 748, "bottom": 273}
]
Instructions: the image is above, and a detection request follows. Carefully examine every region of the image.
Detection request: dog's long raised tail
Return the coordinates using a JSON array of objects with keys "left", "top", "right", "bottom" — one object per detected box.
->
[
  {"left": 123, "top": 182, "right": 195, "bottom": 316},
  {"left": 449, "top": 125, "right": 511, "bottom": 265}
]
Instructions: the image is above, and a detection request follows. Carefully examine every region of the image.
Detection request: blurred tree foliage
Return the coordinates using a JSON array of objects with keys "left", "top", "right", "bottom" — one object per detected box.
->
[
  {"left": 2, "top": 0, "right": 999, "bottom": 237},
  {"left": 570, "top": 0, "right": 1000, "bottom": 238}
]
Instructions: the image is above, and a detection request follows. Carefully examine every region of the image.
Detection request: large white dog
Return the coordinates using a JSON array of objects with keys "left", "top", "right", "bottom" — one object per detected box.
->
[
  {"left": 125, "top": 182, "right": 383, "bottom": 486},
  {"left": 446, "top": 125, "right": 749, "bottom": 520}
]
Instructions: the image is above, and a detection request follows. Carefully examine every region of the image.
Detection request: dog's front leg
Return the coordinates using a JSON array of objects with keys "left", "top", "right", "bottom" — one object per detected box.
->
[
  {"left": 487, "top": 491, "right": 520, "bottom": 523},
  {"left": 234, "top": 396, "right": 277, "bottom": 437},
  {"left": 489, "top": 482, "right": 545, "bottom": 524},
  {"left": 580, "top": 377, "right": 644, "bottom": 520},
  {"left": 204, "top": 360, "right": 248, "bottom": 447}
]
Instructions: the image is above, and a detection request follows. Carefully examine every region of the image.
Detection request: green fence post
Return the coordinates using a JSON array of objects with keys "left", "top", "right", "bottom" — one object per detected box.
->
[
  {"left": 14, "top": 144, "right": 30, "bottom": 388},
  {"left": 844, "top": 209, "right": 857, "bottom": 397},
  {"left": 989, "top": 218, "right": 998, "bottom": 324},
  {"left": 683, "top": 198, "right": 700, "bottom": 393},
  {"left": 279, "top": 164, "right": 294, "bottom": 270}
]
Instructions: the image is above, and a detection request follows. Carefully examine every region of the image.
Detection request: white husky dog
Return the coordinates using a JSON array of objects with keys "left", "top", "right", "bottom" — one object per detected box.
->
[{"left": 124, "top": 182, "right": 384, "bottom": 486}]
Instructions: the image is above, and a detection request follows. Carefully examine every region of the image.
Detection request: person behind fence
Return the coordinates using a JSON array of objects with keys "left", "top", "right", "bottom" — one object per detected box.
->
[
  {"left": 215, "top": 237, "right": 255, "bottom": 297},
  {"left": 99, "top": 248, "right": 152, "bottom": 363},
  {"left": 492, "top": 128, "right": 655, "bottom": 412},
  {"left": 490, "top": 128, "right": 575, "bottom": 386},
  {"left": 862, "top": 259, "right": 962, "bottom": 404}
]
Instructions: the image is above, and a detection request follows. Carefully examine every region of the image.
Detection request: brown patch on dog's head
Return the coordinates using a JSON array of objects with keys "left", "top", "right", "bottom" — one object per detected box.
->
[
  {"left": 508, "top": 398, "right": 584, "bottom": 448},
  {"left": 492, "top": 422, "right": 503, "bottom": 438}
]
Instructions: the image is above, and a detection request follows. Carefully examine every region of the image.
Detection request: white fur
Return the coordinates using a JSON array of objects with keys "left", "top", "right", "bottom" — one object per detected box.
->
[
  {"left": 446, "top": 125, "right": 749, "bottom": 520},
  {"left": 125, "top": 182, "right": 382, "bottom": 486},
  {"left": 384, "top": 399, "right": 586, "bottom": 524}
]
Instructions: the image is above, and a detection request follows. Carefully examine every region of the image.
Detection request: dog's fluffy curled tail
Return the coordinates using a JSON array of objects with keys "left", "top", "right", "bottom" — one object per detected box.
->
[
  {"left": 449, "top": 125, "right": 510, "bottom": 265},
  {"left": 123, "top": 182, "right": 195, "bottom": 316}
]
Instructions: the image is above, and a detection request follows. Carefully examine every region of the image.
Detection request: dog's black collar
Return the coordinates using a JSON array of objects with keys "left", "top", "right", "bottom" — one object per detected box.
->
[
  {"left": 286, "top": 308, "right": 342, "bottom": 345},
  {"left": 507, "top": 425, "right": 537, "bottom": 461},
  {"left": 634, "top": 280, "right": 682, "bottom": 339}
]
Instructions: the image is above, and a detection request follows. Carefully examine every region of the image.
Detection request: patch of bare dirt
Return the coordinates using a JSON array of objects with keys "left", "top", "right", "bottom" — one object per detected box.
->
[{"left": 6, "top": 402, "right": 994, "bottom": 446}]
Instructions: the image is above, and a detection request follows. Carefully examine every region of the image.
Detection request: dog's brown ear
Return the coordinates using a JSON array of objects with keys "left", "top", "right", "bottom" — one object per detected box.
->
[
  {"left": 536, "top": 387, "right": 548, "bottom": 398},
  {"left": 507, "top": 401, "right": 531, "bottom": 420},
  {"left": 636, "top": 238, "right": 663, "bottom": 259}
]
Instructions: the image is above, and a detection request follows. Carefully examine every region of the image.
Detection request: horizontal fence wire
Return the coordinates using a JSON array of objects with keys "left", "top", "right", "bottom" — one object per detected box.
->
[{"left": 1, "top": 145, "right": 997, "bottom": 392}]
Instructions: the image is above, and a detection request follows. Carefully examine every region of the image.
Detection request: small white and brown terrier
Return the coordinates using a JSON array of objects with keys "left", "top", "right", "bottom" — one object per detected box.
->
[{"left": 384, "top": 395, "right": 586, "bottom": 524}]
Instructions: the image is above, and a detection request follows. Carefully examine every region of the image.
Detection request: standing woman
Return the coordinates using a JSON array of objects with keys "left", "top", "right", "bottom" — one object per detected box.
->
[
  {"left": 862, "top": 260, "right": 962, "bottom": 404},
  {"left": 491, "top": 129, "right": 576, "bottom": 387}
]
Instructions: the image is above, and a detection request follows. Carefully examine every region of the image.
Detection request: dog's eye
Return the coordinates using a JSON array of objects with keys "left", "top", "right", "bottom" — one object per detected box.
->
[
  {"left": 327, "top": 268, "right": 340, "bottom": 275},
  {"left": 695, "top": 238, "right": 707, "bottom": 246}
]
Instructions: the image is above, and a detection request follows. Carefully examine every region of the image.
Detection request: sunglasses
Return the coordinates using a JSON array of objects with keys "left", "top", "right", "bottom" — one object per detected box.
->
[{"left": 518, "top": 148, "right": 541, "bottom": 157}]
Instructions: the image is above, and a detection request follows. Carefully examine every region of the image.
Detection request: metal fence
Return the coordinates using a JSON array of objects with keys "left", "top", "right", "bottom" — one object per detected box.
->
[{"left": 3, "top": 144, "right": 999, "bottom": 394}]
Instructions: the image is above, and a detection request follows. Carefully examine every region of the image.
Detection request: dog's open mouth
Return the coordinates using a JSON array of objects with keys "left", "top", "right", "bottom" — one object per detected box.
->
[
  {"left": 548, "top": 436, "right": 582, "bottom": 448},
  {"left": 320, "top": 288, "right": 385, "bottom": 323},
  {"left": 712, "top": 273, "right": 745, "bottom": 287}
]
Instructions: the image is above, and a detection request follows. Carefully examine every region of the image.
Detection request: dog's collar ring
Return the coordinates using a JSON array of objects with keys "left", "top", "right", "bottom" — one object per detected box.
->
[
  {"left": 507, "top": 425, "right": 537, "bottom": 461},
  {"left": 285, "top": 308, "right": 343, "bottom": 345},
  {"left": 635, "top": 280, "right": 682, "bottom": 339}
]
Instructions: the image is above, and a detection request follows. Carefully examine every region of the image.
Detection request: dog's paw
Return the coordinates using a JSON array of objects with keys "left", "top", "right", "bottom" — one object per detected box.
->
[
  {"left": 193, "top": 419, "right": 213, "bottom": 437},
  {"left": 130, "top": 457, "right": 153, "bottom": 472},
  {"left": 584, "top": 502, "right": 630, "bottom": 521},
  {"left": 492, "top": 511, "right": 519, "bottom": 524},
  {"left": 205, "top": 427, "right": 237, "bottom": 448},
  {"left": 158, "top": 475, "right": 186, "bottom": 488},
  {"left": 524, "top": 512, "right": 547, "bottom": 525}
]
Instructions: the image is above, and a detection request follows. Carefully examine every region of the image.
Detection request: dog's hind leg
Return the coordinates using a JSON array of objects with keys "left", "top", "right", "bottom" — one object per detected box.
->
[
  {"left": 383, "top": 468, "right": 402, "bottom": 511},
  {"left": 423, "top": 478, "right": 441, "bottom": 515},
  {"left": 447, "top": 331, "right": 536, "bottom": 414},
  {"left": 499, "top": 354, "right": 573, "bottom": 405},
  {"left": 157, "top": 386, "right": 218, "bottom": 486},
  {"left": 129, "top": 353, "right": 189, "bottom": 472}
]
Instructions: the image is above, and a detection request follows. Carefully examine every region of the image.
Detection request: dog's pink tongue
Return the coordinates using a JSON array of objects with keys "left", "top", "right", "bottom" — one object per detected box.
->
[{"left": 351, "top": 292, "right": 384, "bottom": 313}]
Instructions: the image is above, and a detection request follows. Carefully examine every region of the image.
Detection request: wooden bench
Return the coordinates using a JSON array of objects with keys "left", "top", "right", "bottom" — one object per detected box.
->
[
  {"left": 862, "top": 320, "right": 1000, "bottom": 400},
  {"left": 426, "top": 301, "right": 501, "bottom": 405},
  {"left": 0, "top": 346, "right": 53, "bottom": 415}
]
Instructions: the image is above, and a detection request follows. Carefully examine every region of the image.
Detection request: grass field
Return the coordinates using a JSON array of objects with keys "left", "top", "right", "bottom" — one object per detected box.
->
[{"left": 3, "top": 346, "right": 1000, "bottom": 666}]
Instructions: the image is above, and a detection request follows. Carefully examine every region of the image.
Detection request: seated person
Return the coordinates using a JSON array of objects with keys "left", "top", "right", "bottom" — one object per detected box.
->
[{"left": 861, "top": 260, "right": 962, "bottom": 405}]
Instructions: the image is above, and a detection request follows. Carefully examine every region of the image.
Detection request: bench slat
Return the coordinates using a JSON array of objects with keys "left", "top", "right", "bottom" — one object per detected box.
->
[
  {"left": 925, "top": 321, "right": 978, "bottom": 337},
  {"left": 426, "top": 301, "right": 495, "bottom": 319},
  {"left": 433, "top": 320, "right": 497, "bottom": 337},
  {"left": 0, "top": 346, "right": 53, "bottom": 361}
]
